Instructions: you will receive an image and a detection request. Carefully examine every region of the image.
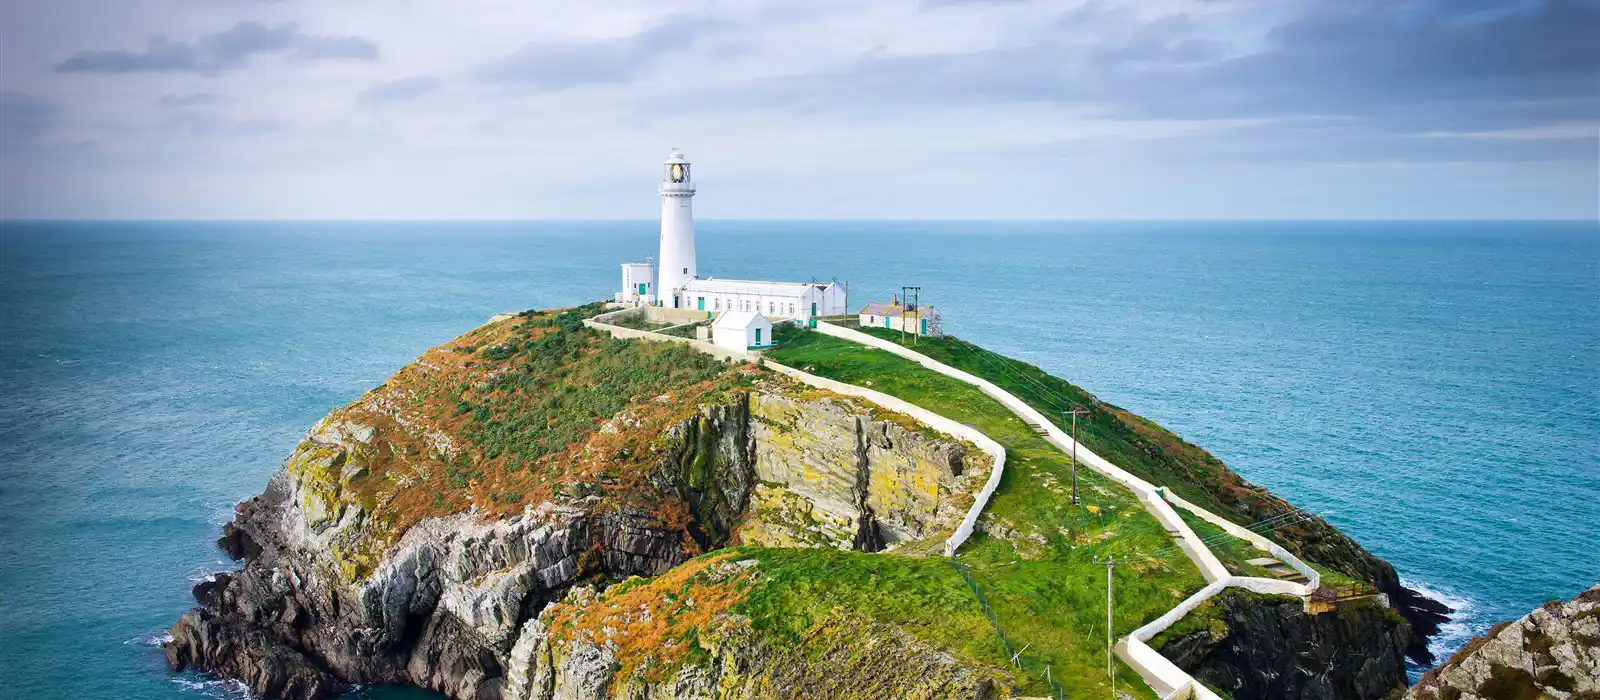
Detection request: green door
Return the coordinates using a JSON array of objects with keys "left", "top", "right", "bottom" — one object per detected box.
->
[
  {"left": 921, "top": 318, "right": 927, "bottom": 334},
  {"left": 637, "top": 283, "right": 646, "bottom": 295},
  {"left": 698, "top": 297, "right": 705, "bottom": 311},
  {"left": 754, "top": 328, "right": 762, "bottom": 346},
  {"left": 885, "top": 317, "right": 891, "bottom": 329}
]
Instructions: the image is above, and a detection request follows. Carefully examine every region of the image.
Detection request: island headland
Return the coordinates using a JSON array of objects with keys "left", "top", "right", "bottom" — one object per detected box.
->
[{"left": 165, "top": 151, "right": 1458, "bottom": 700}]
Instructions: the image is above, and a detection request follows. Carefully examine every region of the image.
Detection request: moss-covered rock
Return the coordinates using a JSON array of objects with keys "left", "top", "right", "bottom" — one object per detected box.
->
[{"left": 1407, "top": 585, "right": 1600, "bottom": 700}]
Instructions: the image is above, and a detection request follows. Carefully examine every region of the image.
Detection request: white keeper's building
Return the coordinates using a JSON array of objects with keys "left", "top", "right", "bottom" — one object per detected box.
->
[{"left": 617, "top": 150, "right": 847, "bottom": 323}]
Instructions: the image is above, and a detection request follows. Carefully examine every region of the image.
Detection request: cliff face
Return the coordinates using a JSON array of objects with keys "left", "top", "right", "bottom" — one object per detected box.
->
[
  {"left": 1158, "top": 591, "right": 1411, "bottom": 700},
  {"left": 166, "top": 306, "right": 1441, "bottom": 700},
  {"left": 1405, "top": 585, "right": 1600, "bottom": 700},
  {"left": 164, "top": 308, "right": 1000, "bottom": 699}
]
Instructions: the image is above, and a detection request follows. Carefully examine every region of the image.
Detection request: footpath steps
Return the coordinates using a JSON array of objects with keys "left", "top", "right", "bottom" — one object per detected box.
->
[{"left": 805, "top": 321, "right": 1325, "bottom": 700}]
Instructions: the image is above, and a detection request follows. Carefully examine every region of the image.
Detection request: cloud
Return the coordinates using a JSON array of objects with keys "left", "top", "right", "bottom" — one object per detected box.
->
[
  {"left": 55, "top": 21, "right": 378, "bottom": 73},
  {"left": 294, "top": 34, "right": 380, "bottom": 61},
  {"left": 357, "top": 75, "right": 439, "bottom": 108},
  {"left": 0, "top": 91, "right": 61, "bottom": 150},
  {"left": 474, "top": 15, "right": 708, "bottom": 89},
  {"left": 716, "top": 0, "right": 1598, "bottom": 149},
  {"left": 159, "top": 92, "right": 228, "bottom": 108}
]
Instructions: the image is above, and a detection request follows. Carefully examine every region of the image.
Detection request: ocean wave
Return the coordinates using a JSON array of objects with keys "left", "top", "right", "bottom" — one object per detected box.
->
[
  {"left": 1402, "top": 577, "right": 1485, "bottom": 663},
  {"left": 187, "top": 559, "right": 240, "bottom": 583},
  {"left": 171, "top": 676, "right": 253, "bottom": 698},
  {"left": 124, "top": 631, "right": 174, "bottom": 647}
]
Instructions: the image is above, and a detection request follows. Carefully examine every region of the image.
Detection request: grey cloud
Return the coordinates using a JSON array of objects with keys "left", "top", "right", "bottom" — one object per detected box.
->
[
  {"left": 55, "top": 21, "right": 378, "bottom": 73},
  {"left": 0, "top": 92, "right": 61, "bottom": 150},
  {"left": 294, "top": 35, "right": 379, "bottom": 60},
  {"left": 163, "top": 112, "right": 289, "bottom": 137},
  {"left": 357, "top": 75, "right": 440, "bottom": 108},
  {"left": 474, "top": 15, "right": 707, "bottom": 89},
  {"left": 159, "top": 92, "right": 229, "bottom": 108},
  {"left": 724, "top": 0, "right": 1598, "bottom": 150}
]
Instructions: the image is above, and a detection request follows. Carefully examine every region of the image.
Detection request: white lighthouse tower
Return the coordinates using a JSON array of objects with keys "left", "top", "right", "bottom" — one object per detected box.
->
[{"left": 656, "top": 150, "right": 697, "bottom": 307}]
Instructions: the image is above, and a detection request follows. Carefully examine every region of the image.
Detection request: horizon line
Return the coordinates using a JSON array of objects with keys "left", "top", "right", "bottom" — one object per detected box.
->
[{"left": 2, "top": 217, "right": 1595, "bottom": 224}]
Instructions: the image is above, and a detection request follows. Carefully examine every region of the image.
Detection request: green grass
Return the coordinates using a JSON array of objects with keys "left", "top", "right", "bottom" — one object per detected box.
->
[
  {"left": 767, "top": 331, "right": 1209, "bottom": 697},
  {"left": 728, "top": 547, "right": 1011, "bottom": 668},
  {"left": 1176, "top": 510, "right": 1275, "bottom": 579},
  {"left": 841, "top": 327, "right": 1396, "bottom": 586},
  {"left": 852, "top": 326, "right": 1249, "bottom": 518}
]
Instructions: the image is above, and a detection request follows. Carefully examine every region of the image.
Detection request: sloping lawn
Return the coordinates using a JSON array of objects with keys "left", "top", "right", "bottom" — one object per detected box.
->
[{"left": 768, "top": 331, "right": 1208, "bottom": 698}]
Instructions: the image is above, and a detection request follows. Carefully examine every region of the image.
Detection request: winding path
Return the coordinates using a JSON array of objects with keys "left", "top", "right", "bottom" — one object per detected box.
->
[{"left": 584, "top": 309, "right": 1323, "bottom": 700}]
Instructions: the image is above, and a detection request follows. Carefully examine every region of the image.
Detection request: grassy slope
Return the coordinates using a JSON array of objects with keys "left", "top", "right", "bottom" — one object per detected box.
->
[
  {"left": 301, "top": 308, "right": 1026, "bottom": 688},
  {"left": 847, "top": 327, "right": 1392, "bottom": 585},
  {"left": 768, "top": 331, "right": 1207, "bottom": 698},
  {"left": 298, "top": 304, "right": 784, "bottom": 578},
  {"left": 546, "top": 547, "right": 1016, "bottom": 687}
]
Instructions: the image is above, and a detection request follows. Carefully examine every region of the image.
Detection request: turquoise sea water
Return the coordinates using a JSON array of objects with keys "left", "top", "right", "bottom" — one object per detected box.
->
[{"left": 1, "top": 220, "right": 1595, "bottom": 699}]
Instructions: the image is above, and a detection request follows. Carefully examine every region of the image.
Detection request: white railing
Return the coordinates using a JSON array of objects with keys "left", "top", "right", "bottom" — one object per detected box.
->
[
  {"left": 584, "top": 314, "right": 1005, "bottom": 557},
  {"left": 809, "top": 320, "right": 1321, "bottom": 699},
  {"left": 590, "top": 314, "right": 1326, "bottom": 699}
]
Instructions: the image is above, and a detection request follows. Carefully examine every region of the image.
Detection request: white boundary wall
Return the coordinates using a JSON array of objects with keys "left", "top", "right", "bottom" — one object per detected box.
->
[
  {"left": 584, "top": 314, "right": 1006, "bottom": 557},
  {"left": 589, "top": 313, "right": 1325, "bottom": 700},
  {"left": 1163, "top": 491, "right": 1319, "bottom": 591},
  {"left": 809, "top": 322, "right": 1231, "bottom": 581},
  {"left": 807, "top": 321, "right": 1326, "bottom": 700},
  {"left": 760, "top": 363, "right": 1006, "bottom": 557}
]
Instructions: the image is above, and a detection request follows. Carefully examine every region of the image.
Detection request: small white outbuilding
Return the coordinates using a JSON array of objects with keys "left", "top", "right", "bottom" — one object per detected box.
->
[{"left": 711, "top": 310, "right": 773, "bottom": 354}]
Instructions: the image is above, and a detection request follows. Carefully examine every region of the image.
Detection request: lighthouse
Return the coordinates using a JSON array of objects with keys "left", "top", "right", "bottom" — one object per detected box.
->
[
  {"left": 616, "top": 150, "right": 847, "bottom": 322},
  {"left": 657, "top": 150, "right": 697, "bottom": 307}
]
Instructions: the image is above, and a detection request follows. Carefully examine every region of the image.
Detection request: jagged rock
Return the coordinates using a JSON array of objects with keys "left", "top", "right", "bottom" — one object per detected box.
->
[
  {"left": 1158, "top": 591, "right": 1411, "bottom": 700},
  {"left": 1406, "top": 584, "right": 1600, "bottom": 700},
  {"left": 165, "top": 376, "right": 995, "bottom": 700}
]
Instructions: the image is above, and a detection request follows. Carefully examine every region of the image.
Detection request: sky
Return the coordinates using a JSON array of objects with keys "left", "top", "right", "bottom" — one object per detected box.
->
[{"left": 0, "top": 0, "right": 1596, "bottom": 220}]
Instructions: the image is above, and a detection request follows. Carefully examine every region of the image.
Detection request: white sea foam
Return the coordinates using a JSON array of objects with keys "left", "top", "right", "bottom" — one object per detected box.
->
[
  {"left": 123, "top": 631, "right": 174, "bottom": 647},
  {"left": 1401, "top": 577, "right": 1484, "bottom": 663},
  {"left": 187, "top": 559, "right": 240, "bottom": 583},
  {"left": 170, "top": 676, "right": 253, "bottom": 698}
]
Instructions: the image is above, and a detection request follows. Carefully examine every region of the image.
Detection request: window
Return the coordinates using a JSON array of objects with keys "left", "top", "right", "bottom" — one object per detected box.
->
[
  {"left": 683, "top": 267, "right": 688, "bottom": 274},
  {"left": 714, "top": 298, "right": 721, "bottom": 310},
  {"left": 768, "top": 302, "right": 774, "bottom": 314}
]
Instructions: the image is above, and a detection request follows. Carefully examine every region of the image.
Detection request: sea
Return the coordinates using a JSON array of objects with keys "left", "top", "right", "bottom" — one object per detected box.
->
[{"left": 1, "top": 220, "right": 1595, "bottom": 699}]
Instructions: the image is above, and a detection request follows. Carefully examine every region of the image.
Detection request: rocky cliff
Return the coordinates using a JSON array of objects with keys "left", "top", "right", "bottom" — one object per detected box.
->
[
  {"left": 166, "top": 304, "right": 1448, "bottom": 700},
  {"left": 1405, "top": 585, "right": 1599, "bottom": 700},
  {"left": 165, "top": 306, "right": 1005, "bottom": 699},
  {"left": 1158, "top": 591, "right": 1411, "bottom": 700}
]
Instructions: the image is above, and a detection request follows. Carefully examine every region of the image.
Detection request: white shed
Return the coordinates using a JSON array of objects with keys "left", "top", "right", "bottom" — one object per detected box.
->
[
  {"left": 712, "top": 310, "right": 773, "bottom": 354},
  {"left": 859, "top": 300, "right": 943, "bottom": 337}
]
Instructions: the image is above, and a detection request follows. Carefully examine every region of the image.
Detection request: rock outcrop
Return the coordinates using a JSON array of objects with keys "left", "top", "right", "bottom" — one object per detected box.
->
[
  {"left": 1406, "top": 585, "right": 1600, "bottom": 700},
  {"left": 1158, "top": 591, "right": 1412, "bottom": 700},
  {"left": 164, "top": 311, "right": 996, "bottom": 700},
  {"left": 166, "top": 307, "right": 1447, "bottom": 700}
]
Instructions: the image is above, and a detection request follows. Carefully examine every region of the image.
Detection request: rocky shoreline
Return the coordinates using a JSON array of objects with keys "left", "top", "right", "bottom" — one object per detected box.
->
[{"left": 165, "top": 309, "right": 1458, "bottom": 700}]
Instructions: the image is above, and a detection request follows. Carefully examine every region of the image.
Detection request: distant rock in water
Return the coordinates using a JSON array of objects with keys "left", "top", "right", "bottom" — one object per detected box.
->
[{"left": 1406, "top": 585, "right": 1600, "bottom": 700}]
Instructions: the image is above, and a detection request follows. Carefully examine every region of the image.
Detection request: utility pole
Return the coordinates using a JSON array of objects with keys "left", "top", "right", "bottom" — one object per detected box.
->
[
  {"left": 899, "top": 286, "right": 908, "bottom": 344},
  {"left": 1064, "top": 407, "right": 1088, "bottom": 505},
  {"left": 1094, "top": 556, "right": 1129, "bottom": 688},
  {"left": 840, "top": 279, "right": 848, "bottom": 326},
  {"left": 907, "top": 286, "right": 921, "bottom": 345}
]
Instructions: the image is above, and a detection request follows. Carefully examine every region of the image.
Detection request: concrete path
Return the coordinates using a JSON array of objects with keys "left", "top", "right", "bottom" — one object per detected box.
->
[{"left": 587, "top": 311, "right": 1325, "bottom": 700}]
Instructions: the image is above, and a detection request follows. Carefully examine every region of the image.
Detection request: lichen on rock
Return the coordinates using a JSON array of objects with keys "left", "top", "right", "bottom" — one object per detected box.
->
[
  {"left": 1406, "top": 584, "right": 1600, "bottom": 700},
  {"left": 164, "top": 306, "right": 1006, "bottom": 700}
]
